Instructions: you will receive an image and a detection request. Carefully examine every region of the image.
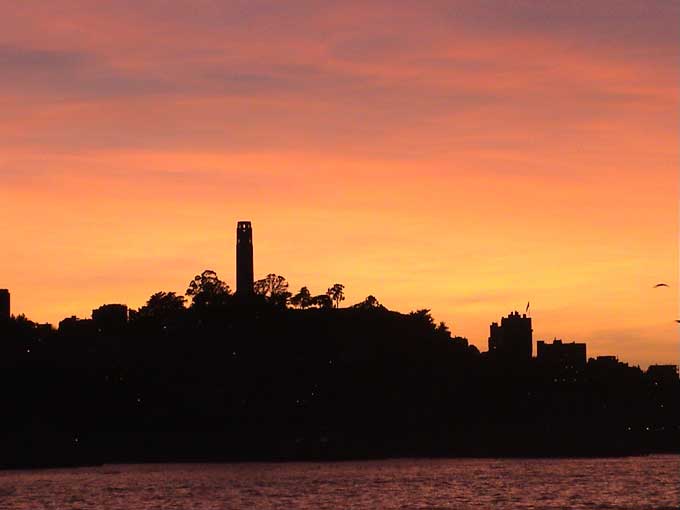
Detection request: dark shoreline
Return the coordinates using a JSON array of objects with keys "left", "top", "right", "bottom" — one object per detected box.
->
[
  {"left": 3, "top": 430, "right": 678, "bottom": 471},
  {"left": 3, "top": 450, "right": 678, "bottom": 473}
]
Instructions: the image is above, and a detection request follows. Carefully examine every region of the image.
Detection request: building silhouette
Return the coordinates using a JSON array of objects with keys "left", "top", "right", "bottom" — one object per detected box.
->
[
  {"left": 488, "top": 311, "right": 533, "bottom": 360},
  {"left": 591, "top": 355, "right": 621, "bottom": 368},
  {"left": 58, "top": 316, "right": 95, "bottom": 336},
  {"left": 236, "top": 221, "right": 254, "bottom": 295},
  {"left": 0, "top": 289, "right": 9, "bottom": 320},
  {"left": 536, "top": 339, "right": 586, "bottom": 372},
  {"left": 587, "top": 355, "right": 633, "bottom": 379}
]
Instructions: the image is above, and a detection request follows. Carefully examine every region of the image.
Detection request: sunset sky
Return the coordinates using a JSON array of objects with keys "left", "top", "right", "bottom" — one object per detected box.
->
[{"left": 1, "top": 1, "right": 677, "bottom": 367}]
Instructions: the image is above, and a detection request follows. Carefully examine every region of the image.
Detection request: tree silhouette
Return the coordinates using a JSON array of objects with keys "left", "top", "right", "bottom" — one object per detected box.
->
[
  {"left": 435, "top": 321, "right": 452, "bottom": 342},
  {"left": 12, "top": 314, "right": 34, "bottom": 328},
  {"left": 326, "top": 283, "right": 345, "bottom": 309},
  {"left": 136, "top": 292, "right": 186, "bottom": 322},
  {"left": 254, "top": 274, "right": 290, "bottom": 306},
  {"left": 186, "top": 270, "right": 231, "bottom": 308},
  {"left": 409, "top": 309, "right": 435, "bottom": 330},
  {"left": 311, "top": 294, "right": 332, "bottom": 309},
  {"left": 353, "top": 295, "right": 383, "bottom": 310},
  {"left": 290, "top": 286, "right": 312, "bottom": 309},
  {"left": 272, "top": 290, "right": 292, "bottom": 308}
]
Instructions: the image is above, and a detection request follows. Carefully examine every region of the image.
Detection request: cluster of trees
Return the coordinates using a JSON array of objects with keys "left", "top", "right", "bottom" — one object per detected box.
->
[
  {"left": 289, "top": 284, "right": 346, "bottom": 310},
  {"left": 251, "top": 273, "right": 345, "bottom": 310},
  {"left": 136, "top": 270, "right": 444, "bottom": 342},
  {"left": 157, "top": 269, "right": 348, "bottom": 313}
]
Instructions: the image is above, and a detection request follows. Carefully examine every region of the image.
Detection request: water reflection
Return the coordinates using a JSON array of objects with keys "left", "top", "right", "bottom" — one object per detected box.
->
[{"left": 0, "top": 455, "right": 677, "bottom": 510}]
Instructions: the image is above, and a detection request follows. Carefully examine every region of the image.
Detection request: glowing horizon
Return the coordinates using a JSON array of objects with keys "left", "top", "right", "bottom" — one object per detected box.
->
[{"left": 1, "top": 1, "right": 678, "bottom": 367}]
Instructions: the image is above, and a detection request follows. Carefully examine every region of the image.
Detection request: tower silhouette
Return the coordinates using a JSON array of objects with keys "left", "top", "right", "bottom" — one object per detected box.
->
[
  {"left": 236, "top": 221, "right": 254, "bottom": 295},
  {"left": 0, "top": 289, "right": 9, "bottom": 320}
]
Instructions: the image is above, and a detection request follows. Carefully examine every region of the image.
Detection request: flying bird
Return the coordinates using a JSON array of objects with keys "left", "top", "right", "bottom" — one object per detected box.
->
[{"left": 654, "top": 283, "right": 669, "bottom": 288}]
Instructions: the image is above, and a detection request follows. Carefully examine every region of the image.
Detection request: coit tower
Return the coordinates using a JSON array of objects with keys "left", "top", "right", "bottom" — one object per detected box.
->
[{"left": 236, "top": 221, "right": 254, "bottom": 295}]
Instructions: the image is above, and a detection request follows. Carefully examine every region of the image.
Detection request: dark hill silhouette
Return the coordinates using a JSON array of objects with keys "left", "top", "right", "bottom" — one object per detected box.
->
[{"left": 0, "top": 270, "right": 678, "bottom": 468}]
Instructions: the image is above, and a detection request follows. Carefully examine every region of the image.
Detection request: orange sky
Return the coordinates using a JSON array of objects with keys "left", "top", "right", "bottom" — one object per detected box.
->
[{"left": 1, "top": 1, "right": 678, "bottom": 367}]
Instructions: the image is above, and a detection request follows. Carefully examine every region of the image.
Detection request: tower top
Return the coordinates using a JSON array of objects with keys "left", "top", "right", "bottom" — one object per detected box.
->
[{"left": 237, "top": 221, "right": 252, "bottom": 230}]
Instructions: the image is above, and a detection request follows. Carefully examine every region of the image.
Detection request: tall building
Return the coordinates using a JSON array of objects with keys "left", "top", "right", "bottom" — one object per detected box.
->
[
  {"left": 236, "top": 221, "right": 254, "bottom": 295},
  {"left": 488, "top": 311, "right": 533, "bottom": 360},
  {"left": 0, "top": 289, "right": 9, "bottom": 320}
]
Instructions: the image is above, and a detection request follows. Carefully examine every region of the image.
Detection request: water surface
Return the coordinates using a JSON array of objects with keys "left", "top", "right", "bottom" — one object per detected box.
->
[{"left": 0, "top": 455, "right": 677, "bottom": 509}]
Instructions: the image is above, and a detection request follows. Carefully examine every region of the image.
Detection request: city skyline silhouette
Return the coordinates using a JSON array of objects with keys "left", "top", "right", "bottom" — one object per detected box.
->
[
  {"left": 2, "top": 3, "right": 678, "bottom": 370},
  {"left": 1, "top": 219, "right": 677, "bottom": 470},
  {"left": 2, "top": 220, "right": 676, "bottom": 377},
  {"left": 2, "top": 217, "right": 677, "bottom": 368}
]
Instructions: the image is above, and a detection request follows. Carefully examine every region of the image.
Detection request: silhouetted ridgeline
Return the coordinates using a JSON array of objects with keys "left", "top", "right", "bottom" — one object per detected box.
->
[{"left": 0, "top": 271, "right": 678, "bottom": 469}]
